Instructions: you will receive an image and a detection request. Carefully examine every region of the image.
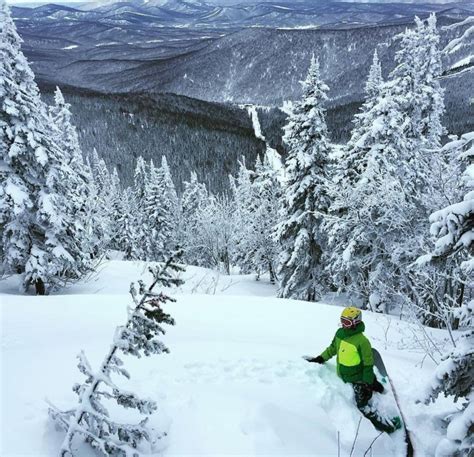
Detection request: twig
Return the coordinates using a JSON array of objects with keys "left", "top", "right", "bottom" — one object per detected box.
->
[
  {"left": 349, "top": 417, "right": 362, "bottom": 457},
  {"left": 363, "top": 432, "right": 384, "bottom": 457}
]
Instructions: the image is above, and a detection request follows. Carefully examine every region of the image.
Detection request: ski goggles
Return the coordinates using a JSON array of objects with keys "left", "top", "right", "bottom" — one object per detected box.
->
[{"left": 340, "top": 316, "right": 358, "bottom": 328}]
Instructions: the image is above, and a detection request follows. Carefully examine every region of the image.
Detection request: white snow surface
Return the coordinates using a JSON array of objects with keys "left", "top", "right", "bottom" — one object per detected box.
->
[{"left": 0, "top": 261, "right": 458, "bottom": 456}]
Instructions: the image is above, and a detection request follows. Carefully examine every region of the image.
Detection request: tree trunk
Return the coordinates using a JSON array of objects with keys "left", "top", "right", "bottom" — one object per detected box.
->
[
  {"left": 35, "top": 278, "right": 46, "bottom": 296},
  {"left": 269, "top": 262, "right": 275, "bottom": 285},
  {"left": 453, "top": 282, "right": 465, "bottom": 331}
]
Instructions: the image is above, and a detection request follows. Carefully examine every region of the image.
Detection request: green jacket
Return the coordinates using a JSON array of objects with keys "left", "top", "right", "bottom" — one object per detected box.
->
[{"left": 319, "top": 322, "right": 375, "bottom": 384}]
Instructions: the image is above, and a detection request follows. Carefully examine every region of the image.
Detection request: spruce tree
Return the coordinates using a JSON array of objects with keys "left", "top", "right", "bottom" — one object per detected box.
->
[
  {"left": 429, "top": 132, "right": 474, "bottom": 271},
  {"left": 249, "top": 153, "right": 282, "bottom": 283},
  {"left": 49, "top": 87, "right": 98, "bottom": 257},
  {"left": 143, "top": 160, "right": 168, "bottom": 261},
  {"left": 156, "top": 156, "right": 180, "bottom": 255},
  {"left": 231, "top": 158, "right": 255, "bottom": 274},
  {"left": 49, "top": 254, "right": 185, "bottom": 456},
  {"left": 327, "top": 73, "right": 423, "bottom": 310},
  {"left": 391, "top": 14, "right": 445, "bottom": 148},
  {"left": 129, "top": 156, "right": 149, "bottom": 260},
  {"left": 115, "top": 187, "right": 140, "bottom": 260},
  {"left": 193, "top": 194, "right": 235, "bottom": 274},
  {"left": 179, "top": 172, "right": 208, "bottom": 265},
  {"left": 334, "top": 49, "right": 384, "bottom": 190},
  {"left": 0, "top": 2, "right": 91, "bottom": 293},
  {"left": 276, "top": 56, "right": 331, "bottom": 301},
  {"left": 422, "top": 132, "right": 473, "bottom": 456}
]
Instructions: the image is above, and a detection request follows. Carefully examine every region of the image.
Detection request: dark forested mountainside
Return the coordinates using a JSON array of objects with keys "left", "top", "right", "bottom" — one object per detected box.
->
[
  {"left": 41, "top": 87, "right": 266, "bottom": 193},
  {"left": 40, "top": 84, "right": 471, "bottom": 195}
]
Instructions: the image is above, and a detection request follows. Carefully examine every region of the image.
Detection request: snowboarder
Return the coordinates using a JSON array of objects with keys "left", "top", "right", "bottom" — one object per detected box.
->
[{"left": 304, "top": 307, "right": 401, "bottom": 433}]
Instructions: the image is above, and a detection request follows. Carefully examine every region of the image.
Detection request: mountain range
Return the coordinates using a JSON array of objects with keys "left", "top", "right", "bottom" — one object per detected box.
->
[
  {"left": 9, "top": 0, "right": 474, "bottom": 188},
  {"left": 13, "top": 1, "right": 473, "bottom": 107}
]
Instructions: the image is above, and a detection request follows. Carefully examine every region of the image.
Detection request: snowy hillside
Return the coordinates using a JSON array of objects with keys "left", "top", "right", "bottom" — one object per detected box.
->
[{"left": 0, "top": 260, "right": 457, "bottom": 456}]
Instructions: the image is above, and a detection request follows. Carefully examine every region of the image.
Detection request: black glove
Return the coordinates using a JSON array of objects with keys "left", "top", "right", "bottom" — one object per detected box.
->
[
  {"left": 303, "top": 355, "right": 325, "bottom": 364},
  {"left": 371, "top": 378, "right": 384, "bottom": 394}
]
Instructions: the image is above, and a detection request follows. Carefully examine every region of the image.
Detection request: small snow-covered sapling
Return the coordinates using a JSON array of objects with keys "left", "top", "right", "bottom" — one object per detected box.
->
[{"left": 48, "top": 253, "right": 184, "bottom": 456}]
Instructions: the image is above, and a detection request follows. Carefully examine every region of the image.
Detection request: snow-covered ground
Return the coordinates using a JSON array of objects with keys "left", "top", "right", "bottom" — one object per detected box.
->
[{"left": 0, "top": 261, "right": 457, "bottom": 456}]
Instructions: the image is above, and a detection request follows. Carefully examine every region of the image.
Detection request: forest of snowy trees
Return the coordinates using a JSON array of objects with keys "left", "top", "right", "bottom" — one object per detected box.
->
[{"left": 1, "top": 1, "right": 473, "bottom": 454}]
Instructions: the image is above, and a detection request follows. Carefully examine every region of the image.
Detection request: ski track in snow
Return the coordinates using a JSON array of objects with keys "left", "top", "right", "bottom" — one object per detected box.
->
[{"left": 0, "top": 261, "right": 456, "bottom": 456}]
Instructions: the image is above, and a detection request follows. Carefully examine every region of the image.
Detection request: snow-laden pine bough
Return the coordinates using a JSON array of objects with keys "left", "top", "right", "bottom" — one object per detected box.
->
[{"left": 48, "top": 253, "right": 185, "bottom": 456}]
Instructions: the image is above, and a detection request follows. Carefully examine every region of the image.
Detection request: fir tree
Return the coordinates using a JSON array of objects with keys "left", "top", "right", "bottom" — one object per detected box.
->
[
  {"left": 327, "top": 80, "right": 418, "bottom": 309},
  {"left": 128, "top": 156, "right": 149, "bottom": 260},
  {"left": 49, "top": 87, "right": 100, "bottom": 257},
  {"left": 334, "top": 49, "right": 384, "bottom": 190},
  {"left": 193, "top": 194, "right": 235, "bottom": 274},
  {"left": 49, "top": 254, "right": 185, "bottom": 456},
  {"left": 276, "top": 56, "right": 331, "bottom": 301},
  {"left": 249, "top": 153, "right": 282, "bottom": 283},
  {"left": 115, "top": 187, "right": 140, "bottom": 260},
  {"left": 231, "top": 154, "right": 281, "bottom": 282},
  {"left": 421, "top": 133, "right": 473, "bottom": 455},
  {"left": 391, "top": 14, "right": 445, "bottom": 148},
  {"left": 156, "top": 156, "right": 180, "bottom": 255},
  {"left": 143, "top": 160, "right": 168, "bottom": 261},
  {"left": 179, "top": 172, "right": 208, "bottom": 265},
  {"left": 231, "top": 158, "right": 256, "bottom": 274},
  {"left": 428, "top": 132, "right": 474, "bottom": 272},
  {"left": 0, "top": 2, "right": 91, "bottom": 293}
]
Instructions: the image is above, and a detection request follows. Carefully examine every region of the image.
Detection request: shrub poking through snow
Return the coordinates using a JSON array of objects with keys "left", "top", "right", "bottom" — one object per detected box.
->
[{"left": 48, "top": 253, "right": 184, "bottom": 456}]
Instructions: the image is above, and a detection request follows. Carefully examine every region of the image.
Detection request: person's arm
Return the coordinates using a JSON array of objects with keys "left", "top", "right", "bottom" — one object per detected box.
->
[{"left": 359, "top": 336, "right": 375, "bottom": 384}]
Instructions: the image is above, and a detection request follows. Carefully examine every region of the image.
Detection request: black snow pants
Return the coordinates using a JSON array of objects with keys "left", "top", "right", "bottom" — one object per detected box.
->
[{"left": 352, "top": 383, "right": 400, "bottom": 433}]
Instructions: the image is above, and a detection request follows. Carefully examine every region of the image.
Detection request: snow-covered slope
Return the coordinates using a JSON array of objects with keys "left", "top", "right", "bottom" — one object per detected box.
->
[{"left": 0, "top": 261, "right": 458, "bottom": 456}]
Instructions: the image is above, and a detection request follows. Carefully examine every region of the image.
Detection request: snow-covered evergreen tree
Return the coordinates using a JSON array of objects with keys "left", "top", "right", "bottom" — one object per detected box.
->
[
  {"left": 142, "top": 160, "right": 169, "bottom": 261},
  {"left": 49, "top": 254, "right": 184, "bottom": 456},
  {"left": 328, "top": 78, "right": 423, "bottom": 310},
  {"left": 49, "top": 87, "right": 103, "bottom": 258},
  {"left": 0, "top": 2, "right": 91, "bottom": 293},
  {"left": 365, "top": 49, "right": 383, "bottom": 99},
  {"left": 391, "top": 14, "right": 445, "bottom": 148},
  {"left": 325, "top": 50, "right": 388, "bottom": 304},
  {"left": 181, "top": 172, "right": 208, "bottom": 221},
  {"left": 125, "top": 156, "right": 149, "bottom": 260},
  {"left": 133, "top": 156, "right": 149, "bottom": 204},
  {"left": 250, "top": 154, "right": 282, "bottom": 282},
  {"left": 231, "top": 158, "right": 256, "bottom": 274},
  {"left": 428, "top": 132, "right": 474, "bottom": 272},
  {"left": 193, "top": 194, "right": 235, "bottom": 274},
  {"left": 333, "top": 49, "right": 384, "bottom": 190},
  {"left": 114, "top": 187, "right": 140, "bottom": 260},
  {"left": 421, "top": 133, "right": 474, "bottom": 455},
  {"left": 156, "top": 155, "right": 180, "bottom": 254},
  {"left": 409, "top": 133, "right": 473, "bottom": 327},
  {"left": 276, "top": 56, "right": 331, "bottom": 301},
  {"left": 425, "top": 322, "right": 473, "bottom": 457},
  {"left": 137, "top": 156, "right": 180, "bottom": 262},
  {"left": 179, "top": 172, "right": 208, "bottom": 266},
  {"left": 231, "top": 154, "right": 281, "bottom": 282},
  {"left": 326, "top": 16, "right": 448, "bottom": 311}
]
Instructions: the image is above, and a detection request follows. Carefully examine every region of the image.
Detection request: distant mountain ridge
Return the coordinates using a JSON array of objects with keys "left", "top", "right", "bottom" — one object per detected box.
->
[
  {"left": 11, "top": 0, "right": 473, "bottom": 135},
  {"left": 13, "top": 0, "right": 474, "bottom": 29}
]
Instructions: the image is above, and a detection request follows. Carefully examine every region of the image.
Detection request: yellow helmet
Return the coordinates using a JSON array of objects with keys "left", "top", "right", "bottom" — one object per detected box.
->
[{"left": 341, "top": 307, "right": 362, "bottom": 328}]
